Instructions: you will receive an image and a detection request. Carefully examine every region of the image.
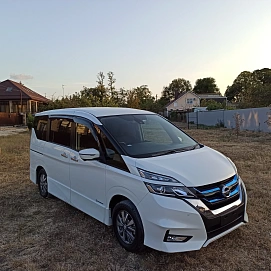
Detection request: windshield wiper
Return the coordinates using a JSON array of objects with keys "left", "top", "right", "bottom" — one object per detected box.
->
[
  {"left": 151, "top": 144, "right": 199, "bottom": 157},
  {"left": 151, "top": 149, "right": 180, "bottom": 157}
]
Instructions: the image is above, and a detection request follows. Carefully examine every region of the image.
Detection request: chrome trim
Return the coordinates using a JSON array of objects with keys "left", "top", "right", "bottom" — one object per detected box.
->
[
  {"left": 71, "top": 156, "right": 78, "bottom": 162},
  {"left": 211, "top": 198, "right": 242, "bottom": 215},
  {"left": 61, "top": 152, "right": 68, "bottom": 158},
  {"left": 186, "top": 189, "right": 242, "bottom": 215}
]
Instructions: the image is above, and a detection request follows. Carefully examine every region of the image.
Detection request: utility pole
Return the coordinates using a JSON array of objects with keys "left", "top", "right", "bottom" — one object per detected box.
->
[{"left": 62, "top": 85, "right": 65, "bottom": 97}]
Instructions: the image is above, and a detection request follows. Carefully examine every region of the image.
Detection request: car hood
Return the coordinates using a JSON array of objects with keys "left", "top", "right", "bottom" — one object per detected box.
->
[{"left": 134, "top": 146, "right": 236, "bottom": 187}]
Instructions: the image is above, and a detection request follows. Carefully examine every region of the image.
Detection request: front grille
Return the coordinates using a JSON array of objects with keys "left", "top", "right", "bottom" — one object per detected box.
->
[
  {"left": 200, "top": 184, "right": 246, "bottom": 240},
  {"left": 190, "top": 175, "right": 240, "bottom": 210},
  {"left": 205, "top": 204, "right": 245, "bottom": 239}
]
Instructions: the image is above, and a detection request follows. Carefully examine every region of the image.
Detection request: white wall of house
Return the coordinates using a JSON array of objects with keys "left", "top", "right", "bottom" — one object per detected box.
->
[{"left": 166, "top": 92, "right": 200, "bottom": 112}]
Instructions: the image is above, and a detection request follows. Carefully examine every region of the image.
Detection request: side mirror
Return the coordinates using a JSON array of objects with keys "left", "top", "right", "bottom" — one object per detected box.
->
[{"left": 79, "top": 148, "right": 100, "bottom": 160}]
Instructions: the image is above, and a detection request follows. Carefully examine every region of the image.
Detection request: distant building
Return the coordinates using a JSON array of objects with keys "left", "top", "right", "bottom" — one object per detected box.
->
[
  {"left": 164, "top": 91, "right": 200, "bottom": 117},
  {"left": 197, "top": 94, "right": 227, "bottom": 105},
  {"left": 0, "top": 79, "right": 49, "bottom": 125}
]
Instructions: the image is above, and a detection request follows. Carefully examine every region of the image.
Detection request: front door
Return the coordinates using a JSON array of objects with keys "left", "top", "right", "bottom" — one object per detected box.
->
[{"left": 69, "top": 119, "right": 106, "bottom": 223}]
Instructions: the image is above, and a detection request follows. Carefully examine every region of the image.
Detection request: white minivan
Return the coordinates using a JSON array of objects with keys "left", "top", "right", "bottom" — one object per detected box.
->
[{"left": 30, "top": 107, "right": 248, "bottom": 253}]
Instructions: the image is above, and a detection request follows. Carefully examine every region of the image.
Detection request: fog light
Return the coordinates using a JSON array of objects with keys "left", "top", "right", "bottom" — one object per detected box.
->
[{"left": 163, "top": 230, "right": 192, "bottom": 242}]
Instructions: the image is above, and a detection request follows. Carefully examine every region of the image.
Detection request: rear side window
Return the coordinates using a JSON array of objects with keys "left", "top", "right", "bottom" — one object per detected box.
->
[
  {"left": 49, "top": 118, "right": 73, "bottom": 147},
  {"left": 34, "top": 116, "right": 48, "bottom": 141}
]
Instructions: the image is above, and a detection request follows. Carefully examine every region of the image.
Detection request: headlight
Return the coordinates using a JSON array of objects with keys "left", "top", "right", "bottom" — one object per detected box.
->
[
  {"left": 138, "top": 168, "right": 195, "bottom": 198},
  {"left": 145, "top": 183, "right": 195, "bottom": 198},
  {"left": 138, "top": 168, "right": 179, "bottom": 183}
]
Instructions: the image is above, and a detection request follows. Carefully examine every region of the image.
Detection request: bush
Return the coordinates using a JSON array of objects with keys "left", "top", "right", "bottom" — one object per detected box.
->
[
  {"left": 27, "top": 114, "right": 34, "bottom": 130},
  {"left": 169, "top": 111, "right": 178, "bottom": 121},
  {"left": 201, "top": 99, "right": 224, "bottom": 110},
  {"left": 215, "top": 119, "right": 225, "bottom": 128}
]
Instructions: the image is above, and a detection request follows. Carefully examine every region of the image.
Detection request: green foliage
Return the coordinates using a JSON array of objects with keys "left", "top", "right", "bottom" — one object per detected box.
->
[
  {"left": 26, "top": 113, "right": 34, "bottom": 130},
  {"left": 225, "top": 68, "right": 271, "bottom": 108},
  {"left": 193, "top": 77, "right": 220, "bottom": 94},
  {"left": 37, "top": 68, "right": 271, "bottom": 115},
  {"left": 169, "top": 111, "right": 178, "bottom": 121},
  {"left": 40, "top": 72, "right": 162, "bottom": 113},
  {"left": 201, "top": 99, "right": 224, "bottom": 110},
  {"left": 161, "top": 78, "right": 192, "bottom": 102}
]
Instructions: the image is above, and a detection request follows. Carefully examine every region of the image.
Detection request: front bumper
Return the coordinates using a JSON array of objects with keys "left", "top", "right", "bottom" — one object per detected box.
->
[{"left": 137, "top": 182, "right": 248, "bottom": 253}]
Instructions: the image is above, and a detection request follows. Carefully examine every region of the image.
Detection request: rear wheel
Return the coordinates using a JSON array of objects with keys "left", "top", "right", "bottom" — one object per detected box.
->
[
  {"left": 38, "top": 169, "right": 49, "bottom": 198},
  {"left": 112, "top": 200, "right": 144, "bottom": 252}
]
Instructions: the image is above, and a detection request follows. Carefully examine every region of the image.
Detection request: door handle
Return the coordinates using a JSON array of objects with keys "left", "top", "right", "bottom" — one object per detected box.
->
[
  {"left": 71, "top": 156, "right": 78, "bottom": 162},
  {"left": 61, "top": 152, "right": 68, "bottom": 158}
]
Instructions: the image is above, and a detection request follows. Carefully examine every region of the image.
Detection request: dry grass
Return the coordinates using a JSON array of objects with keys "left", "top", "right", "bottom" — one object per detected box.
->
[{"left": 0, "top": 128, "right": 271, "bottom": 271}]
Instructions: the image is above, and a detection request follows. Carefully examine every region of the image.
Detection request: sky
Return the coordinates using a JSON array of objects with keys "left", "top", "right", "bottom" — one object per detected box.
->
[{"left": 1, "top": 0, "right": 271, "bottom": 99}]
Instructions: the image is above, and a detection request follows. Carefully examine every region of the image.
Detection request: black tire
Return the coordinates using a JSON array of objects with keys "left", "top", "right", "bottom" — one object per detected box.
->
[
  {"left": 112, "top": 200, "right": 145, "bottom": 252},
  {"left": 37, "top": 168, "right": 49, "bottom": 198}
]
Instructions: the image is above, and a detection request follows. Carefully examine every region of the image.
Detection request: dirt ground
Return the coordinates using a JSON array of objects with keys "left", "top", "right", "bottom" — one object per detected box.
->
[
  {"left": 0, "top": 127, "right": 270, "bottom": 271},
  {"left": 0, "top": 126, "right": 28, "bottom": 137}
]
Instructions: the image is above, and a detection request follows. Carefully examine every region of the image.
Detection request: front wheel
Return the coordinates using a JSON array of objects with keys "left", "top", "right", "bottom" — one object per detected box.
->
[
  {"left": 38, "top": 168, "right": 49, "bottom": 198},
  {"left": 112, "top": 200, "right": 144, "bottom": 252}
]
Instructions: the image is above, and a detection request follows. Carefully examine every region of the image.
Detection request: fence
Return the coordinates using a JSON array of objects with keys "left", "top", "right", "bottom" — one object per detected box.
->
[
  {"left": 187, "top": 107, "right": 271, "bottom": 132},
  {"left": 0, "top": 113, "right": 22, "bottom": 126}
]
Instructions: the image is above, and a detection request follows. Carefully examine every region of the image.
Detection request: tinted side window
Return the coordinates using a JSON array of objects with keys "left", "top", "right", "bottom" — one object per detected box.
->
[
  {"left": 34, "top": 116, "right": 48, "bottom": 141},
  {"left": 95, "top": 126, "right": 129, "bottom": 172},
  {"left": 75, "top": 123, "right": 99, "bottom": 151},
  {"left": 49, "top": 118, "right": 72, "bottom": 147}
]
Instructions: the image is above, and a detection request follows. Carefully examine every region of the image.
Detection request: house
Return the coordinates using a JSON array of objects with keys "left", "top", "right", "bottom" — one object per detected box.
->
[
  {"left": 164, "top": 91, "right": 200, "bottom": 117},
  {"left": 0, "top": 79, "right": 49, "bottom": 125}
]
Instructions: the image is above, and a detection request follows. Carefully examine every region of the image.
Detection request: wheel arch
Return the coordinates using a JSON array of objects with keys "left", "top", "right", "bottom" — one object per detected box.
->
[
  {"left": 109, "top": 195, "right": 129, "bottom": 215},
  {"left": 107, "top": 187, "right": 142, "bottom": 215}
]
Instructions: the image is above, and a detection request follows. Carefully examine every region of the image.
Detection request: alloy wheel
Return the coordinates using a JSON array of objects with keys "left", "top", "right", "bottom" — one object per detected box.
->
[{"left": 116, "top": 210, "right": 136, "bottom": 244}]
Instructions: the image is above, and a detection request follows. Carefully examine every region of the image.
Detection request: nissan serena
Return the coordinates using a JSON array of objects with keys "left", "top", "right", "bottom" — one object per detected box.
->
[{"left": 30, "top": 107, "right": 248, "bottom": 253}]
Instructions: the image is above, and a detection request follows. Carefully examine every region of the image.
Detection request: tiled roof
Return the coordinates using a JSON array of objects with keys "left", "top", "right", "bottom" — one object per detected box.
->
[{"left": 0, "top": 80, "right": 49, "bottom": 103}]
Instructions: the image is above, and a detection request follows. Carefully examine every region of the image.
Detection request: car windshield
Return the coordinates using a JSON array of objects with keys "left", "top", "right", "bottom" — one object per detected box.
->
[{"left": 99, "top": 114, "right": 199, "bottom": 158}]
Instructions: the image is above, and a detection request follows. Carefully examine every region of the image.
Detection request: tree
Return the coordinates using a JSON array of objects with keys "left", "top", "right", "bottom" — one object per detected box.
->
[
  {"left": 242, "top": 84, "right": 271, "bottom": 108},
  {"left": 117, "top": 87, "right": 128, "bottom": 107},
  {"left": 253, "top": 68, "right": 271, "bottom": 85},
  {"left": 193, "top": 77, "right": 220, "bottom": 94},
  {"left": 40, "top": 71, "right": 159, "bottom": 112},
  {"left": 161, "top": 78, "right": 192, "bottom": 101},
  {"left": 225, "top": 71, "right": 254, "bottom": 102},
  {"left": 96, "top": 72, "right": 108, "bottom": 104},
  {"left": 225, "top": 68, "right": 271, "bottom": 107},
  {"left": 126, "top": 85, "right": 155, "bottom": 110},
  {"left": 107, "top": 71, "right": 117, "bottom": 100},
  {"left": 126, "top": 89, "right": 140, "bottom": 109}
]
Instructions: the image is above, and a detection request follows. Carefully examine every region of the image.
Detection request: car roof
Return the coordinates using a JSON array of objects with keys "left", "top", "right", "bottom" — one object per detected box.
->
[{"left": 35, "top": 107, "right": 155, "bottom": 118}]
